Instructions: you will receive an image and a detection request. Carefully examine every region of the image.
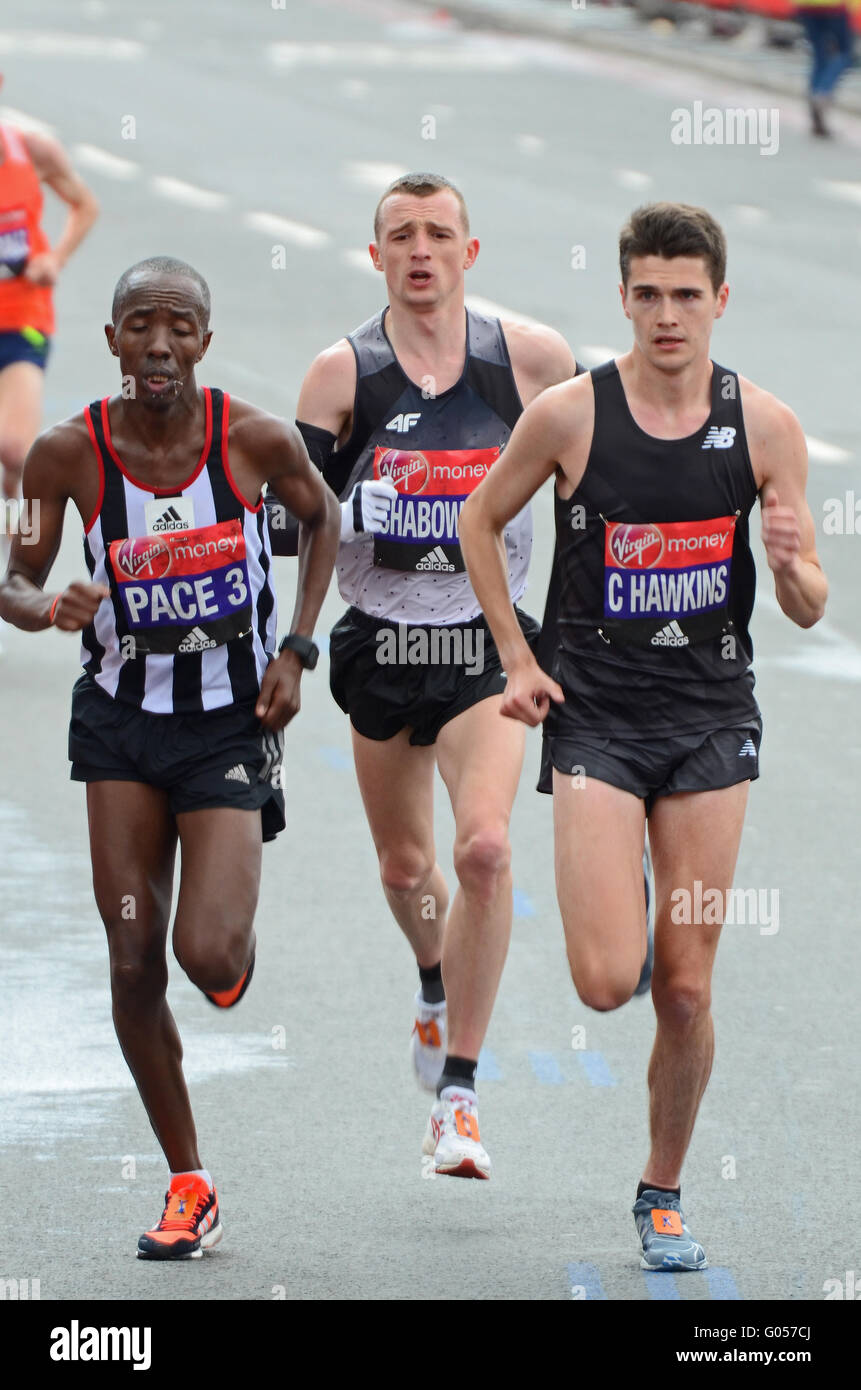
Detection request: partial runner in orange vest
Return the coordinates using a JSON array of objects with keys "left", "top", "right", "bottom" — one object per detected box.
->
[{"left": 0, "top": 74, "right": 99, "bottom": 503}]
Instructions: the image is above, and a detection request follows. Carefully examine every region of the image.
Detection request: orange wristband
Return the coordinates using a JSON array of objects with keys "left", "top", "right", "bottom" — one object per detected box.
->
[{"left": 49, "top": 594, "right": 61, "bottom": 625}]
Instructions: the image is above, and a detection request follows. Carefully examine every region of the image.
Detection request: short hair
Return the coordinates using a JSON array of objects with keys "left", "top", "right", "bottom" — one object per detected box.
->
[
  {"left": 619, "top": 203, "right": 727, "bottom": 293},
  {"left": 373, "top": 173, "right": 470, "bottom": 242},
  {"left": 111, "top": 256, "right": 211, "bottom": 328}
]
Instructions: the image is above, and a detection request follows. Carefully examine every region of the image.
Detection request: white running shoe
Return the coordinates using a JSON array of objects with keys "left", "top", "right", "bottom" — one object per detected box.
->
[
  {"left": 410, "top": 991, "right": 447, "bottom": 1092},
  {"left": 422, "top": 1086, "right": 491, "bottom": 1179}
]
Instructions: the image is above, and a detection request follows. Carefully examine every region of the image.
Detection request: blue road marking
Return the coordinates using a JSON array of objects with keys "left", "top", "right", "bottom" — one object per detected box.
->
[
  {"left": 512, "top": 889, "right": 535, "bottom": 917},
  {"left": 705, "top": 1266, "right": 743, "bottom": 1300},
  {"left": 643, "top": 1271, "right": 682, "bottom": 1300},
  {"left": 528, "top": 1050, "right": 564, "bottom": 1084},
  {"left": 576, "top": 1051, "right": 618, "bottom": 1087},
  {"left": 316, "top": 746, "right": 351, "bottom": 770},
  {"left": 476, "top": 1048, "right": 502, "bottom": 1081},
  {"left": 567, "top": 1262, "right": 607, "bottom": 1300}
]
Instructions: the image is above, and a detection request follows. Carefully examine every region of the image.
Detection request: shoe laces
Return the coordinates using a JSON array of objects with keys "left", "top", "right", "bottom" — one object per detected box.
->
[{"left": 157, "top": 1186, "right": 206, "bottom": 1231}]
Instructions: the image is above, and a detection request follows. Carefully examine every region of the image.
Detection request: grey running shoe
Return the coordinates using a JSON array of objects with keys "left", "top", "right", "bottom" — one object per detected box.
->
[
  {"left": 633, "top": 844, "right": 655, "bottom": 997},
  {"left": 633, "top": 1188, "right": 708, "bottom": 1271}
]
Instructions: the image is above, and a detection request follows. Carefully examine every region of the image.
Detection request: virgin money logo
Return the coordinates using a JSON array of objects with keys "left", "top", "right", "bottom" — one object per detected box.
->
[
  {"left": 115, "top": 537, "right": 171, "bottom": 580},
  {"left": 608, "top": 523, "right": 664, "bottom": 569},
  {"left": 378, "top": 449, "right": 430, "bottom": 496}
]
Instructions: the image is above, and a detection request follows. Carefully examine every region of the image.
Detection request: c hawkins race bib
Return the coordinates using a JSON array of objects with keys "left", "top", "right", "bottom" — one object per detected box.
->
[
  {"left": 601, "top": 515, "right": 737, "bottom": 649},
  {"left": 108, "top": 518, "right": 252, "bottom": 654},
  {"left": 372, "top": 446, "right": 500, "bottom": 573},
  {"left": 0, "top": 215, "right": 30, "bottom": 278}
]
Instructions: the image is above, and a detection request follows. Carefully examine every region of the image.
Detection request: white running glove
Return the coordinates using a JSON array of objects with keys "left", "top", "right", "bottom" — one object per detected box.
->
[{"left": 340, "top": 479, "right": 399, "bottom": 542}]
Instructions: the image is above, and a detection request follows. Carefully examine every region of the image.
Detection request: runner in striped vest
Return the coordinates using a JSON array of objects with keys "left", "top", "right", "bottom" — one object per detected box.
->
[{"left": 0, "top": 256, "right": 339, "bottom": 1260}]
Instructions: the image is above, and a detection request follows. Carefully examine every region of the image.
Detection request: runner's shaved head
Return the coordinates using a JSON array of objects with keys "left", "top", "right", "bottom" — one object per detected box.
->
[{"left": 112, "top": 257, "right": 211, "bottom": 328}]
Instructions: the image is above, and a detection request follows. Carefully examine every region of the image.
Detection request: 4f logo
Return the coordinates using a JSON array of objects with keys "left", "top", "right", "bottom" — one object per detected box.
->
[
  {"left": 701, "top": 426, "right": 736, "bottom": 450},
  {"left": 386, "top": 413, "right": 421, "bottom": 433}
]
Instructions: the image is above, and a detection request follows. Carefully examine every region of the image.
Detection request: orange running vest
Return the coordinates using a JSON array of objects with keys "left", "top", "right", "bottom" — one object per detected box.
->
[{"left": 0, "top": 124, "right": 54, "bottom": 336}]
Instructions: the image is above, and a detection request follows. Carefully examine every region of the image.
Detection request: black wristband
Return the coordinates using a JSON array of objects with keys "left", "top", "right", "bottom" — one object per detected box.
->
[{"left": 277, "top": 633, "right": 319, "bottom": 670}]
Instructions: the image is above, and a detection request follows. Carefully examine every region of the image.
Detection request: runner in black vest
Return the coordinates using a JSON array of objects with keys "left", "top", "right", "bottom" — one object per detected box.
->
[
  {"left": 295, "top": 174, "right": 577, "bottom": 1178},
  {"left": 0, "top": 257, "right": 339, "bottom": 1259},
  {"left": 461, "top": 203, "right": 827, "bottom": 1265}
]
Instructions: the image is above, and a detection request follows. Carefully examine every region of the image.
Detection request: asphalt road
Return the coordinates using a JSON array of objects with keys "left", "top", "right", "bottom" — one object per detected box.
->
[{"left": 0, "top": 0, "right": 859, "bottom": 1305}]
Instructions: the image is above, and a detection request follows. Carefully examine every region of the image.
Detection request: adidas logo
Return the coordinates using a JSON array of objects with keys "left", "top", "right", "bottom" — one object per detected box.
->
[
  {"left": 701, "top": 426, "right": 736, "bottom": 450},
  {"left": 224, "top": 764, "right": 250, "bottom": 784},
  {"left": 650, "top": 620, "right": 689, "bottom": 647},
  {"left": 416, "top": 546, "right": 456, "bottom": 572},
  {"left": 150, "top": 504, "right": 187, "bottom": 532},
  {"left": 178, "top": 626, "right": 217, "bottom": 652},
  {"left": 738, "top": 738, "right": 757, "bottom": 758}
]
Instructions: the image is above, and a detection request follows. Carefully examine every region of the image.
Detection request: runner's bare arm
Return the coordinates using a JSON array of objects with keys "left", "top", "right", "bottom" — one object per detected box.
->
[
  {"left": 743, "top": 384, "right": 827, "bottom": 628},
  {"left": 23, "top": 131, "right": 99, "bottom": 280},
  {"left": 230, "top": 410, "right": 340, "bottom": 729},
  {"left": 295, "top": 339, "right": 357, "bottom": 443},
  {"left": 460, "top": 377, "right": 591, "bottom": 724},
  {"left": 0, "top": 425, "right": 108, "bottom": 630},
  {"left": 502, "top": 320, "right": 580, "bottom": 405}
]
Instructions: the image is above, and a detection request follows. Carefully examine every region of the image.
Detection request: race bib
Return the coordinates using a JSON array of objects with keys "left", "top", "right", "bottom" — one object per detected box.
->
[
  {"left": 108, "top": 518, "right": 252, "bottom": 654},
  {"left": 601, "top": 515, "right": 737, "bottom": 649},
  {"left": 371, "top": 446, "right": 500, "bottom": 573},
  {"left": 0, "top": 218, "right": 30, "bottom": 279}
]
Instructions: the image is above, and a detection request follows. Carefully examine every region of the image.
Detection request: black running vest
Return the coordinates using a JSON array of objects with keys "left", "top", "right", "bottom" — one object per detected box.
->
[{"left": 551, "top": 360, "right": 760, "bottom": 735}]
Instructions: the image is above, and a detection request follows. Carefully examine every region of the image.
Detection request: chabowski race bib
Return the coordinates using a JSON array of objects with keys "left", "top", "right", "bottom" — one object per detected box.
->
[
  {"left": 108, "top": 519, "right": 252, "bottom": 654},
  {"left": 0, "top": 216, "right": 30, "bottom": 279},
  {"left": 601, "top": 515, "right": 737, "bottom": 649},
  {"left": 372, "top": 445, "right": 500, "bottom": 573}
]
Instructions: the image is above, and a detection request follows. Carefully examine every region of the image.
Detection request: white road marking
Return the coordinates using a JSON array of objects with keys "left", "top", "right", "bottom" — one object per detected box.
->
[
  {"left": 731, "top": 204, "right": 769, "bottom": 225},
  {"left": 806, "top": 436, "right": 852, "bottom": 465},
  {"left": 615, "top": 169, "right": 652, "bottom": 191},
  {"left": 816, "top": 180, "right": 861, "bottom": 207},
  {"left": 0, "top": 31, "right": 145, "bottom": 58},
  {"left": 465, "top": 295, "right": 538, "bottom": 327},
  {"left": 515, "top": 134, "right": 545, "bottom": 155},
  {"left": 150, "top": 176, "right": 228, "bottom": 211},
  {"left": 344, "top": 159, "right": 409, "bottom": 190},
  {"left": 243, "top": 211, "right": 331, "bottom": 248},
  {"left": 757, "top": 591, "right": 861, "bottom": 681},
  {"left": 268, "top": 41, "right": 521, "bottom": 70},
  {"left": 0, "top": 105, "right": 55, "bottom": 136},
  {"left": 577, "top": 345, "right": 622, "bottom": 367},
  {"left": 72, "top": 144, "right": 139, "bottom": 180},
  {"left": 342, "top": 248, "right": 378, "bottom": 276}
]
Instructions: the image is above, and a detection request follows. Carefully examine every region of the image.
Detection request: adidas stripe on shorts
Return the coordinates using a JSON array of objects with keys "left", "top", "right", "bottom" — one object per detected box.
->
[
  {"left": 541, "top": 705, "right": 762, "bottom": 811},
  {"left": 68, "top": 673, "right": 286, "bottom": 840}
]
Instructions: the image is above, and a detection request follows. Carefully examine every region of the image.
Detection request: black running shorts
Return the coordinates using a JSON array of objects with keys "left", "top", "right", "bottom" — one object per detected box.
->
[
  {"left": 539, "top": 703, "right": 761, "bottom": 812},
  {"left": 329, "top": 605, "right": 541, "bottom": 745},
  {"left": 69, "top": 675, "right": 286, "bottom": 841}
]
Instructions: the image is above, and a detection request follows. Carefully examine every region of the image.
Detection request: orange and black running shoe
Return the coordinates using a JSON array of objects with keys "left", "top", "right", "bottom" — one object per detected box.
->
[
  {"left": 137, "top": 1174, "right": 222, "bottom": 1260},
  {"left": 204, "top": 949, "right": 255, "bottom": 1008}
]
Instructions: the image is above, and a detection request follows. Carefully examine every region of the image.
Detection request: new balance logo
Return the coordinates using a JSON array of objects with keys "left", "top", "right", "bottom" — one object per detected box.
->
[
  {"left": 386, "top": 412, "right": 421, "bottom": 433},
  {"left": 650, "top": 620, "right": 689, "bottom": 648},
  {"left": 224, "top": 764, "right": 250, "bottom": 784},
  {"left": 701, "top": 426, "right": 736, "bottom": 450},
  {"left": 738, "top": 738, "right": 757, "bottom": 758},
  {"left": 178, "top": 626, "right": 217, "bottom": 652},
  {"left": 416, "top": 546, "right": 456, "bottom": 572},
  {"left": 151, "top": 505, "right": 186, "bottom": 532}
]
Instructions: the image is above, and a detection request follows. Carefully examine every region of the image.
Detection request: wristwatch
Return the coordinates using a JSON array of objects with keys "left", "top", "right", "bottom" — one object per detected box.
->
[{"left": 278, "top": 633, "right": 319, "bottom": 670}]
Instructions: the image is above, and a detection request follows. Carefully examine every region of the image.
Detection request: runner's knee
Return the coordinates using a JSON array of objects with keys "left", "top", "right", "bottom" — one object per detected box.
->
[
  {"left": 109, "top": 954, "right": 168, "bottom": 1010},
  {"left": 0, "top": 436, "right": 29, "bottom": 472},
  {"left": 174, "top": 922, "right": 253, "bottom": 993},
  {"left": 652, "top": 977, "right": 711, "bottom": 1029},
  {"left": 453, "top": 826, "right": 511, "bottom": 898},
  {"left": 570, "top": 956, "right": 638, "bottom": 1013},
  {"left": 379, "top": 846, "right": 435, "bottom": 897}
]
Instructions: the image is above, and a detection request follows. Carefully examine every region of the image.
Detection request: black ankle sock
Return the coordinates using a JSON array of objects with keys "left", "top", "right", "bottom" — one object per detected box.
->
[
  {"left": 638, "top": 1180, "right": 680, "bottom": 1200},
  {"left": 418, "top": 961, "right": 445, "bottom": 1005},
  {"left": 437, "top": 1054, "right": 477, "bottom": 1097}
]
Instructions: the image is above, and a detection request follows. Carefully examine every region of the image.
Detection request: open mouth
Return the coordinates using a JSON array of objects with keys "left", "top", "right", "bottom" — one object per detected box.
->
[
  {"left": 408, "top": 270, "right": 433, "bottom": 285},
  {"left": 654, "top": 336, "right": 684, "bottom": 348},
  {"left": 143, "top": 373, "right": 176, "bottom": 394}
]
